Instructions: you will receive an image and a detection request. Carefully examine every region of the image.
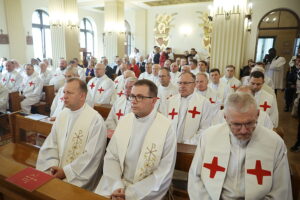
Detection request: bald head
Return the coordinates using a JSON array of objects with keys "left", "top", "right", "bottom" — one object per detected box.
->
[
  {"left": 124, "top": 70, "right": 136, "bottom": 78},
  {"left": 64, "top": 66, "right": 79, "bottom": 81},
  {"left": 95, "top": 63, "right": 106, "bottom": 77}
]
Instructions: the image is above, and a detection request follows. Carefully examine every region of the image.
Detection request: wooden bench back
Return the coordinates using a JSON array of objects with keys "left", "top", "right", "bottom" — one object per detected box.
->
[
  {"left": 175, "top": 143, "right": 196, "bottom": 172},
  {"left": 8, "top": 91, "right": 21, "bottom": 112},
  {"left": 94, "top": 104, "right": 112, "bottom": 119},
  {"left": 43, "top": 85, "right": 55, "bottom": 106}
]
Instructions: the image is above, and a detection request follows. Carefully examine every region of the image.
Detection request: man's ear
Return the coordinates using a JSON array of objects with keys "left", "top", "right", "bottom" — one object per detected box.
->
[{"left": 257, "top": 109, "right": 260, "bottom": 118}]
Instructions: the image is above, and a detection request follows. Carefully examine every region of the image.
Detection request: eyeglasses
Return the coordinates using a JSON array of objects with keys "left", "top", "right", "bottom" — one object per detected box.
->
[
  {"left": 228, "top": 121, "right": 257, "bottom": 130},
  {"left": 177, "top": 81, "right": 195, "bottom": 85},
  {"left": 128, "top": 94, "right": 154, "bottom": 102}
]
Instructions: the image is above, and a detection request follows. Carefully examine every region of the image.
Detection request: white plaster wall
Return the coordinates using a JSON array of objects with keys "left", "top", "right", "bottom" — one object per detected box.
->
[
  {"left": 78, "top": 9, "right": 104, "bottom": 60},
  {"left": 146, "top": 2, "right": 211, "bottom": 58},
  {"left": 20, "top": 0, "right": 48, "bottom": 62},
  {"left": 0, "top": 0, "right": 10, "bottom": 58},
  {"left": 245, "top": 0, "right": 300, "bottom": 63}
]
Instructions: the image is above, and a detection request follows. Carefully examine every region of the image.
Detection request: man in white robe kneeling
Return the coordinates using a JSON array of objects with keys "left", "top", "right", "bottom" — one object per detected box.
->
[
  {"left": 95, "top": 79, "right": 177, "bottom": 199},
  {"left": 36, "top": 78, "right": 107, "bottom": 191},
  {"left": 188, "top": 92, "right": 292, "bottom": 200}
]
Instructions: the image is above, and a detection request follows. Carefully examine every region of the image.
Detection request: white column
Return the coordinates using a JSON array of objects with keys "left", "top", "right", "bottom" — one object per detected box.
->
[
  {"left": 211, "top": 0, "right": 249, "bottom": 77},
  {"left": 49, "top": 0, "right": 80, "bottom": 68},
  {"left": 4, "top": 0, "right": 27, "bottom": 63},
  {"left": 104, "top": 0, "right": 125, "bottom": 63}
]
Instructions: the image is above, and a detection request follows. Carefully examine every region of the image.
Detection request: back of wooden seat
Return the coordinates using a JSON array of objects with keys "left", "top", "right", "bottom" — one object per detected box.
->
[
  {"left": 43, "top": 85, "right": 55, "bottom": 106},
  {"left": 8, "top": 92, "right": 21, "bottom": 112},
  {"left": 94, "top": 104, "right": 112, "bottom": 119}
]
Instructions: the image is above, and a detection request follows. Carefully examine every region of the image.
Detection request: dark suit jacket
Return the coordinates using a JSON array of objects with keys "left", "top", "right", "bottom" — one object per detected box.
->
[
  {"left": 113, "top": 65, "right": 122, "bottom": 76},
  {"left": 105, "top": 65, "right": 114, "bottom": 80},
  {"left": 137, "top": 61, "right": 146, "bottom": 73}
]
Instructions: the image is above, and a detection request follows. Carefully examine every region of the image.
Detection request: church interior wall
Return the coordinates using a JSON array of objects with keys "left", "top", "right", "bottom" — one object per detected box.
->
[
  {"left": 78, "top": 9, "right": 104, "bottom": 60},
  {"left": 146, "top": 2, "right": 211, "bottom": 60},
  {"left": 0, "top": 0, "right": 9, "bottom": 59},
  {"left": 246, "top": 0, "right": 300, "bottom": 64}
]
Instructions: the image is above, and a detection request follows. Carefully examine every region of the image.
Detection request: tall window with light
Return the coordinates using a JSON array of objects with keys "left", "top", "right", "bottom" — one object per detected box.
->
[
  {"left": 32, "top": 9, "right": 52, "bottom": 59},
  {"left": 80, "top": 18, "right": 94, "bottom": 55}
]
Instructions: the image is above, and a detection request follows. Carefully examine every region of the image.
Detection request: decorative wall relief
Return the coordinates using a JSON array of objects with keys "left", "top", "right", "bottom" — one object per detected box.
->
[
  {"left": 197, "top": 11, "right": 212, "bottom": 56},
  {"left": 0, "top": 29, "right": 9, "bottom": 44},
  {"left": 26, "top": 32, "right": 33, "bottom": 45},
  {"left": 153, "top": 13, "right": 177, "bottom": 50}
]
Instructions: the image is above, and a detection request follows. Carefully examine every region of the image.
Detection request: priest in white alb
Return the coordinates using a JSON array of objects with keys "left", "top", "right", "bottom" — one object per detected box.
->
[
  {"left": 249, "top": 71, "right": 279, "bottom": 128},
  {"left": 105, "top": 77, "right": 137, "bottom": 136},
  {"left": 188, "top": 92, "right": 292, "bottom": 200},
  {"left": 1, "top": 60, "right": 23, "bottom": 92},
  {"left": 49, "top": 59, "right": 68, "bottom": 91},
  {"left": 196, "top": 72, "right": 221, "bottom": 107},
  {"left": 208, "top": 68, "right": 234, "bottom": 106},
  {"left": 156, "top": 68, "right": 178, "bottom": 114},
  {"left": 212, "top": 86, "right": 274, "bottom": 130},
  {"left": 220, "top": 65, "right": 241, "bottom": 90},
  {"left": 170, "top": 62, "right": 181, "bottom": 86},
  {"left": 37, "top": 78, "right": 107, "bottom": 191},
  {"left": 19, "top": 64, "right": 43, "bottom": 114},
  {"left": 0, "top": 84, "right": 8, "bottom": 113},
  {"left": 87, "top": 63, "right": 114, "bottom": 106},
  {"left": 95, "top": 79, "right": 177, "bottom": 199},
  {"left": 138, "top": 62, "right": 153, "bottom": 80},
  {"left": 166, "top": 72, "right": 214, "bottom": 145},
  {"left": 50, "top": 66, "right": 93, "bottom": 120}
]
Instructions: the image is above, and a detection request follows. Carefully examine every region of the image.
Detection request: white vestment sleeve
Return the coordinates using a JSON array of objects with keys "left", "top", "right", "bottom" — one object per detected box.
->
[
  {"left": 96, "top": 80, "right": 114, "bottom": 104},
  {"left": 270, "top": 97, "right": 279, "bottom": 128},
  {"left": 25, "top": 78, "right": 43, "bottom": 99},
  {"left": 95, "top": 134, "right": 126, "bottom": 197},
  {"left": 269, "top": 57, "right": 286, "bottom": 71},
  {"left": 188, "top": 133, "right": 211, "bottom": 200},
  {"left": 264, "top": 140, "right": 293, "bottom": 200},
  {"left": 36, "top": 123, "right": 60, "bottom": 171},
  {"left": 13, "top": 73, "right": 23, "bottom": 92},
  {"left": 105, "top": 104, "right": 118, "bottom": 130},
  {"left": 125, "top": 127, "right": 177, "bottom": 200},
  {"left": 63, "top": 116, "right": 107, "bottom": 189}
]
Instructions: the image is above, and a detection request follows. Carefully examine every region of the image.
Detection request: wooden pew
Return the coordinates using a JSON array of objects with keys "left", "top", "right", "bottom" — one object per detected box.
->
[
  {"left": 8, "top": 92, "right": 21, "bottom": 112},
  {"left": 172, "top": 143, "right": 196, "bottom": 199},
  {"left": 0, "top": 155, "right": 108, "bottom": 200},
  {"left": 86, "top": 76, "right": 93, "bottom": 83},
  {"left": 290, "top": 163, "right": 300, "bottom": 200},
  {"left": 94, "top": 104, "right": 112, "bottom": 120},
  {"left": 31, "top": 85, "right": 55, "bottom": 116}
]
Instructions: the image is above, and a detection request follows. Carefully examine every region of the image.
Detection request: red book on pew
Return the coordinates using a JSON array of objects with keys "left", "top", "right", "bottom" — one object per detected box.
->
[{"left": 6, "top": 167, "right": 54, "bottom": 192}]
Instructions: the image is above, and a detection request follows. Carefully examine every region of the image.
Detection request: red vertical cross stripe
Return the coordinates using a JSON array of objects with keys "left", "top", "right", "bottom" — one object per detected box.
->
[
  {"left": 116, "top": 109, "right": 124, "bottom": 120},
  {"left": 98, "top": 87, "right": 105, "bottom": 94},
  {"left": 188, "top": 106, "right": 201, "bottom": 118},
  {"left": 203, "top": 156, "right": 226, "bottom": 178},
  {"left": 259, "top": 101, "right": 271, "bottom": 112},
  {"left": 168, "top": 108, "right": 178, "bottom": 120},
  {"left": 247, "top": 160, "right": 271, "bottom": 185}
]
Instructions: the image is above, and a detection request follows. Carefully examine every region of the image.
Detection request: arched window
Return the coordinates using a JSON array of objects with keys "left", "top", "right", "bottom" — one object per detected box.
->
[
  {"left": 80, "top": 18, "right": 94, "bottom": 55},
  {"left": 125, "top": 20, "right": 132, "bottom": 56},
  {"left": 32, "top": 9, "right": 52, "bottom": 59}
]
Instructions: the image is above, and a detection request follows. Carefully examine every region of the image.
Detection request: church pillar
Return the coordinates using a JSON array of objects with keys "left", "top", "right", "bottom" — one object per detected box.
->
[
  {"left": 49, "top": 0, "right": 80, "bottom": 68},
  {"left": 4, "top": 0, "right": 27, "bottom": 63},
  {"left": 104, "top": 0, "right": 125, "bottom": 63},
  {"left": 210, "top": 0, "right": 251, "bottom": 77}
]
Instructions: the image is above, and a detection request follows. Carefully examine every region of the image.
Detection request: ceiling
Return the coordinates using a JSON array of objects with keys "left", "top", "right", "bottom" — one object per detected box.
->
[{"left": 77, "top": 0, "right": 211, "bottom": 12}]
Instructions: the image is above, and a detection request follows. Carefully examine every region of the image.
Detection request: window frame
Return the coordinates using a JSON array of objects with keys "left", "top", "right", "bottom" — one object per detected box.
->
[
  {"left": 255, "top": 36, "right": 276, "bottom": 62},
  {"left": 32, "top": 9, "right": 50, "bottom": 59},
  {"left": 80, "top": 18, "right": 94, "bottom": 55}
]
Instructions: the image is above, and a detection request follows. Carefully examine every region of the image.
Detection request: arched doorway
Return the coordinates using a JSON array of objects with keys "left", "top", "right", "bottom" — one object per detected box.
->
[{"left": 255, "top": 9, "right": 300, "bottom": 63}]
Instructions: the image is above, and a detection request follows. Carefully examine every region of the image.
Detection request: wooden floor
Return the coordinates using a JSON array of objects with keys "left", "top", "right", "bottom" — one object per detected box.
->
[{"left": 277, "top": 90, "right": 300, "bottom": 167}]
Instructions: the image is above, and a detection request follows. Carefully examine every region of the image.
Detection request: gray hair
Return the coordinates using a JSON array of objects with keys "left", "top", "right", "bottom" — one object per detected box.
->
[
  {"left": 251, "top": 66, "right": 265, "bottom": 73},
  {"left": 125, "top": 77, "right": 138, "bottom": 85},
  {"left": 224, "top": 92, "right": 257, "bottom": 113},
  {"left": 65, "top": 66, "right": 79, "bottom": 77},
  {"left": 196, "top": 72, "right": 208, "bottom": 80}
]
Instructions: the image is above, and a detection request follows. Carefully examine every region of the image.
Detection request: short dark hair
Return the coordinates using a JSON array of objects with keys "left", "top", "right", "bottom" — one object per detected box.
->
[
  {"left": 199, "top": 60, "right": 208, "bottom": 66},
  {"left": 67, "top": 78, "right": 88, "bottom": 94},
  {"left": 250, "top": 71, "right": 264, "bottom": 80},
  {"left": 160, "top": 67, "right": 170, "bottom": 76},
  {"left": 226, "top": 65, "right": 235, "bottom": 70},
  {"left": 134, "top": 79, "right": 158, "bottom": 97},
  {"left": 296, "top": 55, "right": 300, "bottom": 59},
  {"left": 190, "top": 59, "right": 198, "bottom": 65},
  {"left": 210, "top": 68, "right": 220, "bottom": 74},
  {"left": 179, "top": 72, "right": 196, "bottom": 81}
]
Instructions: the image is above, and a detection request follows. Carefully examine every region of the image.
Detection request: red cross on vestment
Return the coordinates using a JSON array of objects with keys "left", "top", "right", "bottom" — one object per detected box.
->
[
  {"left": 116, "top": 109, "right": 124, "bottom": 120},
  {"left": 259, "top": 101, "right": 271, "bottom": 112},
  {"left": 98, "top": 87, "right": 105, "bottom": 94},
  {"left": 188, "top": 106, "right": 201, "bottom": 118},
  {"left": 10, "top": 78, "right": 15, "bottom": 82},
  {"left": 2, "top": 78, "right": 6, "bottom": 82},
  {"left": 117, "top": 90, "right": 124, "bottom": 97},
  {"left": 231, "top": 84, "right": 237, "bottom": 89},
  {"left": 114, "top": 80, "right": 119, "bottom": 84},
  {"left": 168, "top": 108, "right": 178, "bottom": 120},
  {"left": 209, "top": 98, "right": 216, "bottom": 104},
  {"left": 247, "top": 160, "right": 271, "bottom": 185},
  {"left": 89, "top": 82, "right": 95, "bottom": 89},
  {"left": 203, "top": 156, "right": 226, "bottom": 178},
  {"left": 29, "top": 81, "right": 34, "bottom": 87}
]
